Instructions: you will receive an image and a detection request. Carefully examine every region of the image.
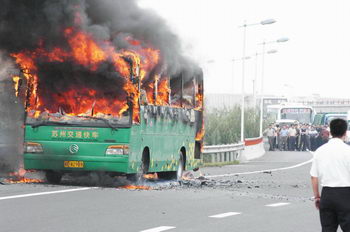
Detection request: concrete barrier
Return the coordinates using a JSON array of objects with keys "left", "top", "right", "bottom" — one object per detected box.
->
[{"left": 239, "top": 137, "right": 265, "bottom": 162}]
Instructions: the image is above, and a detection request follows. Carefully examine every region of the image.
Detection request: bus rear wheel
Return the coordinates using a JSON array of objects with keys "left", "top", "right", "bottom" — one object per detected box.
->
[
  {"left": 176, "top": 152, "right": 185, "bottom": 180},
  {"left": 158, "top": 152, "right": 185, "bottom": 181},
  {"left": 45, "top": 171, "right": 62, "bottom": 184}
]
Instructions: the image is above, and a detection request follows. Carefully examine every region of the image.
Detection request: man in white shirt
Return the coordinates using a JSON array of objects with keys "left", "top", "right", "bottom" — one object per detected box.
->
[
  {"left": 310, "top": 118, "right": 350, "bottom": 232},
  {"left": 265, "top": 125, "right": 275, "bottom": 151},
  {"left": 288, "top": 124, "right": 297, "bottom": 151}
]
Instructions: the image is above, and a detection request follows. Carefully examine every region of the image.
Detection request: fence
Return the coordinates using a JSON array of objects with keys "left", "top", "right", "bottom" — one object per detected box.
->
[{"left": 202, "top": 137, "right": 265, "bottom": 164}]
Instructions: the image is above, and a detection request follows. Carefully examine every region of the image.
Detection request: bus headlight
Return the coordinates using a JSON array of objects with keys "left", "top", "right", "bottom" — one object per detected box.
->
[
  {"left": 106, "top": 145, "right": 129, "bottom": 155},
  {"left": 25, "top": 142, "right": 43, "bottom": 153}
]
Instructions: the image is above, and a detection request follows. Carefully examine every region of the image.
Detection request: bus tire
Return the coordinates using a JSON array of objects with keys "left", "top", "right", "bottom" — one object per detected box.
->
[
  {"left": 45, "top": 171, "right": 62, "bottom": 184},
  {"left": 127, "top": 148, "right": 150, "bottom": 182},
  {"left": 176, "top": 152, "right": 185, "bottom": 181},
  {"left": 158, "top": 152, "right": 185, "bottom": 181}
]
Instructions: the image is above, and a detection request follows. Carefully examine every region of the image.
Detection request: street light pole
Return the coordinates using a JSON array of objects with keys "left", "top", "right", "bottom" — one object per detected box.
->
[
  {"left": 253, "top": 50, "right": 278, "bottom": 124},
  {"left": 258, "top": 37, "right": 289, "bottom": 137},
  {"left": 239, "top": 18, "right": 276, "bottom": 142},
  {"left": 253, "top": 52, "right": 259, "bottom": 106},
  {"left": 259, "top": 41, "right": 266, "bottom": 137},
  {"left": 241, "top": 21, "right": 247, "bottom": 142}
]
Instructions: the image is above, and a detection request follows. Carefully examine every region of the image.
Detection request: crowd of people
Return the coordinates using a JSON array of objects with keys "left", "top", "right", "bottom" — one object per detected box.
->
[{"left": 264, "top": 123, "right": 331, "bottom": 151}]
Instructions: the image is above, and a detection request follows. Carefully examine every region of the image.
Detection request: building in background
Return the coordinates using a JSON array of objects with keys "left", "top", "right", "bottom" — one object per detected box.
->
[{"left": 205, "top": 93, "right": 350, "bottom": 114}]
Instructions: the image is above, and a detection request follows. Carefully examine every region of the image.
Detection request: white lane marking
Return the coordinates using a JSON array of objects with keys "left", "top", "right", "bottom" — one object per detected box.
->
[
  {"left": 209, "top": 212, "right": 241, "bottom": 218},
  {"left": 265, "top": 202, "right": 291, "bottom": 207},
  {"left": 0, "top": 187, "right": 97, "bottom": 201},
  {"left": 206, "top": 151, "right": 314, "bottom": 178},
  {"left": 140, "top": 226, "right": 176, "bottom": 232}
]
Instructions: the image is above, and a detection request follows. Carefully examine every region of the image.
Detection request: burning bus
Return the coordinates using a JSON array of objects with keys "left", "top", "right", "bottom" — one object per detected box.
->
[{"left": 4, "top": 0, "right": 204, "bottom": 183}]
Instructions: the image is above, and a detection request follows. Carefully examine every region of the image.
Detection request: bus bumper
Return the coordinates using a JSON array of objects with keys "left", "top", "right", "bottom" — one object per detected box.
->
[{"left": 23, "top": 153, "right": 129, "bottom": 173}]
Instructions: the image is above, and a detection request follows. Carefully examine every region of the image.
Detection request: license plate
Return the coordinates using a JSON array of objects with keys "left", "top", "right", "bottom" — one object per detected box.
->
[{"left": 64, "top": 161, "right": 84, "bottom": 168}]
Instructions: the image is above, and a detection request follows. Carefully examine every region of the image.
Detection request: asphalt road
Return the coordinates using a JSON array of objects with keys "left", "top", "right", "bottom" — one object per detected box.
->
[{"left": 0, "top": 150, "right": 322, "bottom": 232}]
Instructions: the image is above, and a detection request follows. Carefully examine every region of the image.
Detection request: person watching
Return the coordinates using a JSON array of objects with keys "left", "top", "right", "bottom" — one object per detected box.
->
[{"left": 310, "top": 118, "right": 350, "bottom": 231}]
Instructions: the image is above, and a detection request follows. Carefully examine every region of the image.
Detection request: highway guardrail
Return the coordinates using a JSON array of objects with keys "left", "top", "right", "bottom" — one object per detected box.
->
[
  {"left": 202, "top": 142, "right": 245, "bottom": 164},
  {"left": 202, "top": 136, "right": 266, "bottom": 164}
]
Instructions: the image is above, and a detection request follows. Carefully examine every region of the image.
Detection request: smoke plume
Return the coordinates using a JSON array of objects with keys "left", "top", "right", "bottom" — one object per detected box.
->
[
  {"left": 0, "top": 0, "right": 197, "bottom": 77},
  {"left": 0, "top": 54, "right": 23, "bottom": 174}
]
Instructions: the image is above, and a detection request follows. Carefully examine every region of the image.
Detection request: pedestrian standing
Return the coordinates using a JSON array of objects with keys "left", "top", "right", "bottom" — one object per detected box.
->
[
  {"left": 316, "top": 126, "right": 323, "bottom": 149},
  {"left": 288, "top": 124, "right": 297, "bottom": 151},
  {"left": 300, "top": 125, "right": 308, "bottom": 151},
  {"left": 275, "top": 124, "right": 281, "bottom": 150},
  {"left": 310, "top": 119, "right": 350, "bottom": 232},
  {"left": 309, "top": 126, "right": 319, "bottom": 151},
  {"left": 296, "top": 124, "right": 301, "bottom": 151},
  {"left": 320, "top": 126, "right": 330, "bottom": 146},
  {"left": 265, "top": 125, "right": 276, "bottom": 151},
  {"left": 306, "top": 124, "right": 311, "bottom": 151},
  {"left": 279, "top": 126, "right": 289, "bottom": 151}
]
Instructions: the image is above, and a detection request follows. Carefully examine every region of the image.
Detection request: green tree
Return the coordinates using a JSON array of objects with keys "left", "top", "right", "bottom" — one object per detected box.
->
[{"left": 204, "top": 105, "right": 260, "bottom": 145}]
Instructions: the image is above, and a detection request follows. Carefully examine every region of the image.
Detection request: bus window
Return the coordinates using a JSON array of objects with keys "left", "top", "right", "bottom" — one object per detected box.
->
[
  {"left": 266, "top": 108, "right": 278, "bottom": 121},
  {"left": 280, "top": 108, "right": 312, "bottom": 124},
  {"left": 156, "top": 75, "right": 170, "bottom": 105},
  {"left": 170, "top": 74, "right": 182, "bottom": 107},
  {"left": 183, "top": 79, "right": 195, "bottom": 108}
]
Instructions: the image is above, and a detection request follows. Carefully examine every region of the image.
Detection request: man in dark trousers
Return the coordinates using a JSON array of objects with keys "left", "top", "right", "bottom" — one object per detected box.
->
[{"left": 310, "top": 118, "right": 350, "bottom": 232}]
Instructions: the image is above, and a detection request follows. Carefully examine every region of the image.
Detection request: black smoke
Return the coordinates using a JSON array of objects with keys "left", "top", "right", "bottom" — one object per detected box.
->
[
  {"left": 0, "top": 0, "right": 198, "bottom": 78},
  {"left": 0, "top": 54, "right": 24, "bottom": 174}
]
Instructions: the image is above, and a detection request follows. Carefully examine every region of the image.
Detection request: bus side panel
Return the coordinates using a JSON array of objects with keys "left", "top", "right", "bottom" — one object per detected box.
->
[
  {"left": 134, "top": 106, "right": 198, "bottom": 173},
  {"left": 127, "top": 124, "right": 142, "bottom": 174}
]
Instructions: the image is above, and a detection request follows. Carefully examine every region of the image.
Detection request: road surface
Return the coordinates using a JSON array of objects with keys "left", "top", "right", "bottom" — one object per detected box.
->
[{"left": 0, "top": 151, "right": 321, "bottom": 232}]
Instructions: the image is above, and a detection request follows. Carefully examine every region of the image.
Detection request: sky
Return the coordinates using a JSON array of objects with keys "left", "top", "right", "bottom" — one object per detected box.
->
[{"left": 138, "top": 0, "right": 350, "bottom": 98}]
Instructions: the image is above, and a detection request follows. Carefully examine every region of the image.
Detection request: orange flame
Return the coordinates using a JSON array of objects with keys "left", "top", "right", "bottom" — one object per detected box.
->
[
  {"left": 119, "top": 185, "right": 151, "bottom": 190},
  {"left": 195, "top": 123, "right": 205, "bottom": 141},
  {"left": 195, "top": 92, "right": 203, "bottom": 111},
  {"left": 11, "top": 24, "right": 160, "bottom": 123},
  {"left": 143, "top": 173, "right": 158, "bottom": 180},
  {"left": 6, "top": 168, "right": 44, "bottom": 184},
  {"left": 5, "top": 177, "right": 44, "bottom": 184},
  {"left": 12, "top": 76, "right": 20, "bottom": 97},
  {"left": 66, "top": 29, "right": 107, "bottom": 71},
  {"left": 10, "top": 11, "right": 201, "bottom": 125},
  {"left": 156, "top": 78, "right": 170, "bottom": 105}
]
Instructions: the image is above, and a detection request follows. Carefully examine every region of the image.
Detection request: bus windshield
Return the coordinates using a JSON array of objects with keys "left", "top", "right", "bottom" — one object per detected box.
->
[
  {"left": 25, "top": 110, "right": 131, "bottom": 129},
  {"left": 280, "top": 108, "right": 312, "bottom": 124},
  {"left": 24, "top": 85, "right": 132, "bottom": 128}
]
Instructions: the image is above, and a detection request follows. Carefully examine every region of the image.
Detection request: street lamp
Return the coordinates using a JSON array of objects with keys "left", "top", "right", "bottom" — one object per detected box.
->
[
  {"left": 267, "top": 49, "right": 278, "bottom": 54},
  {"left": 253, "top": 49, "right": 278, "bottom": 104},
  {"left": 258, "top": 37, "right": 289, "bottom": 137},
  {"left": 277, "top": 37, "right": 289, "bottom": 43},
  {"left": 261, "top": 19, "right": 277, "bottom": 25},
  {"left": 239, "top": 19, "right": 276, "bottom": 142},
  {"left": 232, "top": 56, "right": 251, "bottom": 95}
]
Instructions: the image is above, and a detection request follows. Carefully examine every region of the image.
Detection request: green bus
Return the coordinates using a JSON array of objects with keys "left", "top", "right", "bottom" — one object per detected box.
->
[
  {"left": 20, "top": 66, "right": 204, "bottom": 184},
  {"left": 312, "top": 112, "right": 347, "bottom": 126}
]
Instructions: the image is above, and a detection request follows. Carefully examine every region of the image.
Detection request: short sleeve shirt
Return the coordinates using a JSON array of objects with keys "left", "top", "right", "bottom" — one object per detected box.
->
[
  {"left": 310, "top": 138, "right": 350, "bottom": 187},
  {"left": 288, "top": 128, "right": 297, "bottom": 136}
]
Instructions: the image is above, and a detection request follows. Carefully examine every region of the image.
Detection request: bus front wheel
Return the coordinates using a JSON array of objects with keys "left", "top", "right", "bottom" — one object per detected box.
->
[
  {"left": 127, "top": 148, "right": 150, "bottom": 182},
  {"left": 45, "top": 171, "right": 62, "bottom": 184}
]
